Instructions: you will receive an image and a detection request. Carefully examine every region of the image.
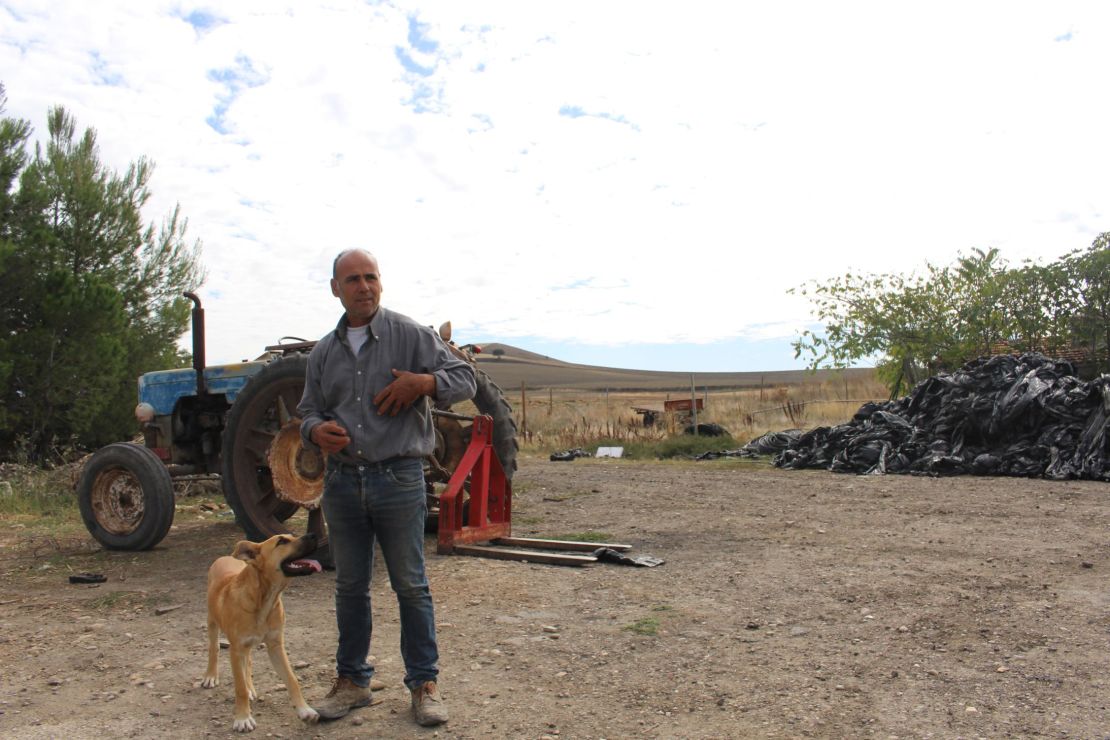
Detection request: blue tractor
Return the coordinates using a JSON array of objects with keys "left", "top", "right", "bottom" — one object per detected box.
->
[{"left": 75, "top": 293, "right": 517, "bottom": 554}]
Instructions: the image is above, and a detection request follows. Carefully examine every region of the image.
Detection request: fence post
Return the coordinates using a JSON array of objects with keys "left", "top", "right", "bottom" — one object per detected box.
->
[
  {"left": 520, "top": 381, "right": 527, "bottom": 439},
  {"left": 690, "top": 374, "right": 698, "bottom": 435}
]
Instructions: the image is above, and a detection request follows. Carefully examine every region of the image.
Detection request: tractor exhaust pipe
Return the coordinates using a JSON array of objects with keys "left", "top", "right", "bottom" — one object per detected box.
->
[{"left": 184, "top": 292, "right": 207, "bottom": 396}]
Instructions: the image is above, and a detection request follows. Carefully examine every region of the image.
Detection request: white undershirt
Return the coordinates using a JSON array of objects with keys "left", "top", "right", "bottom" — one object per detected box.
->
[{"left": 346, "top": 324, "right": 369, "bottom": 355}]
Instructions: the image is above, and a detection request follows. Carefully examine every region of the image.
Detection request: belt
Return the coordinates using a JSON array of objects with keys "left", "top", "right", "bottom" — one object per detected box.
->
[{"left": 327, "top": 455, "right": 417, "bottom": 473}]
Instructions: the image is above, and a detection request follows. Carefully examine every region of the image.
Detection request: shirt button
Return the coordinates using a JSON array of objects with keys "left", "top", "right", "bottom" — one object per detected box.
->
[
  {"left": 357, "top": 424, "right": 362, "bottom": 429},
  {"left": 357, "top": 371, "right": 362, "bottom": 375}
]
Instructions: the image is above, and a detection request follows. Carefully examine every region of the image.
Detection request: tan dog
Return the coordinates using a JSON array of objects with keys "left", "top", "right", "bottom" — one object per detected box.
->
[{"left": 202, "top": 533, "right": 322, "bottom": 732}]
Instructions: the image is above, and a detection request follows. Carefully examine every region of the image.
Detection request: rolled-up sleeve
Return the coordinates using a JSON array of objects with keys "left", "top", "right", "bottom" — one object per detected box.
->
[{"left": 417, "top": 330, "right": 476, "bottom": 407}]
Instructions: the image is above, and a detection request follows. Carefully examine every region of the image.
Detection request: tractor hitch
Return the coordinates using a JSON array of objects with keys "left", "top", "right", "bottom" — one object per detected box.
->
[{"left": 437, "top": 415, "right": 632, "bottom": 566}]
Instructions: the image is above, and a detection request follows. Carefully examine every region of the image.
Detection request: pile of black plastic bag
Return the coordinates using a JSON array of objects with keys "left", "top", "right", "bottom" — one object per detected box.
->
[
  {"left": 550, "top": 447, "right": 592, "bottom": 462},
  {"left": 742, "top": 353, "right": 1109, "bottom": 480}
]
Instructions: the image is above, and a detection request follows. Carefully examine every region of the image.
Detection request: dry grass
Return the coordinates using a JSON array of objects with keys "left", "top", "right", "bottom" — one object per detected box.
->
[{"left": 509, "top": 372, "right": 887, "bottom": 451}]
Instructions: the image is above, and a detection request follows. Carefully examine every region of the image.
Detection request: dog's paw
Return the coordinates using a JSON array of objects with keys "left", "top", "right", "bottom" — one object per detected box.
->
[
  {"left": 201, "top": 676, "right": 218, "bottom": 689},
  {"left": 297, "top": 705, "right": 320, "bottom": 724},
  {"left": 232, "top": 714, "right": 257, "bottom": 733}
]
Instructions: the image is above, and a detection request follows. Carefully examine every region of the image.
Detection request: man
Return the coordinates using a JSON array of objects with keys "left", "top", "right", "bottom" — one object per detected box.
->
[{"left": 298, "top": 248, "right": 476, "bottom": 727}]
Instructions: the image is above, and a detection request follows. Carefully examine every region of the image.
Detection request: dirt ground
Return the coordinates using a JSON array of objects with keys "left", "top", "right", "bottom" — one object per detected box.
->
[{"left": 2, "top": 455, "right": 1110, "bottom": 739}]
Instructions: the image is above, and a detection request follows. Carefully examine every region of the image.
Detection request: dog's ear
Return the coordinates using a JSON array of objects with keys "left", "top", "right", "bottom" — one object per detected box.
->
[{"left": 232, "top": 540, "right": 260, "bottom": 561}]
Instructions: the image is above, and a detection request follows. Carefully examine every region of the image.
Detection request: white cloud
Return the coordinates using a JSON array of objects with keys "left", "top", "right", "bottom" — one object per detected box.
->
[{"left": 2, "top": 0, "right": 1108, "bottom": 368}]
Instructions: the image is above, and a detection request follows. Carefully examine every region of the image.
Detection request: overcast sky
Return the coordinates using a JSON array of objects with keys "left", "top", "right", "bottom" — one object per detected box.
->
[{"left": 2, "top": 1, "right": 1107, "bottom": 371}]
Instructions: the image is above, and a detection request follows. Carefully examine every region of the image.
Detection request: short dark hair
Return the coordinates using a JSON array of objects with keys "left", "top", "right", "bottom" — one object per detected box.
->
[{"left": 332, "top": 249, "right": 378, "bottom": 278}]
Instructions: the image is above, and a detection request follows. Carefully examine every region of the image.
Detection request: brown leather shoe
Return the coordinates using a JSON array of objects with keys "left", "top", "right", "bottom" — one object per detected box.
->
[
  {"left": 315, "top": 676, "right": 377, "bottom": 721},
  {"left": 411, "top": 680, "right": 448, "bottom": 726}
]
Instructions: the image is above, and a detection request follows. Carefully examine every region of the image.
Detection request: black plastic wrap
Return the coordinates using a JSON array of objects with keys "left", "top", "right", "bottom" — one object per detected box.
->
[{"left": 770, "top": 354, "right": 1110, "bottom": 480}]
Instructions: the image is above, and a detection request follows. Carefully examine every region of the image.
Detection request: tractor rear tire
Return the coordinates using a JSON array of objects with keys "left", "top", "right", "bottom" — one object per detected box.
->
[
  {"left": 425, "top": 367, "right": 518, "bottom": 532},
  {"left": 473, "top": 367, "right": 519, "bottom": 480},
  {"left": 77, "top": 443, "right": 175, "bottom": 551},
  {"left": 221, "top": 355, "right": 317, "bottom": 544}
]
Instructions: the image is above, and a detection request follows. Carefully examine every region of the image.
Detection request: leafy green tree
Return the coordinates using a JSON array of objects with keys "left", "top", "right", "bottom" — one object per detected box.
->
[
  {"left": 792, "top": 238, "right": 1107, "bottom": 393},
  {"left": 790, "top": 262, "right": 962, "bottom": 395},
  {"left": 1064, "top": 233, "right": 1110, "bottom": 372},
  {"left": 995, "top": 260, "right": 1076, "bottom": 355},
  {"left": 947, "top": 248, "right": 1010, "bottom": 360},
  {"left": 0, "top": 86, "right": 205, "bottom": 461}
]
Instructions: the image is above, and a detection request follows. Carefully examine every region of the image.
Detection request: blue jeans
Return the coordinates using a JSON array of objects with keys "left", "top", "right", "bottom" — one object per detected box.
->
[{"left": 322, "top": 457, "right": 438, "bottom": 689}]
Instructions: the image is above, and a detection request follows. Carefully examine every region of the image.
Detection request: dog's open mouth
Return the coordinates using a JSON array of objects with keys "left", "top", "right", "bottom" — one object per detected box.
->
[{"left": 281, "top": 558, "right": 322, "bottom": 577}]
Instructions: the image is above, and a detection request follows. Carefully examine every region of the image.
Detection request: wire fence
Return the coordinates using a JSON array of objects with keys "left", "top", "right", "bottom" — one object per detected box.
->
[{"left": 747, "top": 398, "right": 881, "bottom": 417}]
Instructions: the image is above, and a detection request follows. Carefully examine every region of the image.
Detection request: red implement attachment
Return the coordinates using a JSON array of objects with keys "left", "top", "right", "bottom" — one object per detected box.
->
[{"left": 437, "top": 415, "right": 631, "bottom": 566}]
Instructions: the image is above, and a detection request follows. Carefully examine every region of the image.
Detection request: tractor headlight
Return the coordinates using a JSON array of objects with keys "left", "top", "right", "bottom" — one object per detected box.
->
[{"left": 135, "top": 402, "right": 156, "bottom": 423}]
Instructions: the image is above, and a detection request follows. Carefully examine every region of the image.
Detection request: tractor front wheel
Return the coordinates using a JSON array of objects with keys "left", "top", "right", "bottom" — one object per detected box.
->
[{"left": 77, "top": 443, "right": 175, "bottom": 550}]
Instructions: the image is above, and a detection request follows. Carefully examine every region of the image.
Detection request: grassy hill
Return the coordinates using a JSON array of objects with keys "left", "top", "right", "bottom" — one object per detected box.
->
[{"left": 472, "top": 342, "right": 874, "bottom": 392}]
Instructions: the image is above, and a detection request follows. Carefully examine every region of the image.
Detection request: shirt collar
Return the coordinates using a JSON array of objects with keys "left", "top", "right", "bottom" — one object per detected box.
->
[{"left": 335, "top": 307, "right": 384, "bottom": 342}]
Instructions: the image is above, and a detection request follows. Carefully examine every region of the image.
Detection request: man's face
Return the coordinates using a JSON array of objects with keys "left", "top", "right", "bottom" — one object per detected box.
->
[{"left": 331, "top": 250, "right": 382, "bottom": 327}]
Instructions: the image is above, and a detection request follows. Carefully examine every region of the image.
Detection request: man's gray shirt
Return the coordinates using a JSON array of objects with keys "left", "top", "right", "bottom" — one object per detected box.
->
[{"left": 298, "top": 307, "right": 477, "bottom": 464}]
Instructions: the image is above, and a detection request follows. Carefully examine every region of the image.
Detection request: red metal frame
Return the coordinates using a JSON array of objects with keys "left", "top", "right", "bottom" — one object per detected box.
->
[
  {"left": 437, "top": 415, "right": 512, "bottom": 554},
  {"left": 437, "top": 416, "right": 633, "bottom": 565}
]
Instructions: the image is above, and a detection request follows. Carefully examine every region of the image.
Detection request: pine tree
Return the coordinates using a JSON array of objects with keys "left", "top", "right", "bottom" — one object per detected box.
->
[{"left": 0, "top": 85, "right": 205, "bottom": 461}]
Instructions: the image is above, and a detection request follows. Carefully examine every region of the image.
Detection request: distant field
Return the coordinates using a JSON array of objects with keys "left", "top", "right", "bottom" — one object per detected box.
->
[
  {"left": 463, "top": 343, "right": 886, "bottom": 449},
  {"left": 473, "top": 342, "right": 875, "bottom": 392}
]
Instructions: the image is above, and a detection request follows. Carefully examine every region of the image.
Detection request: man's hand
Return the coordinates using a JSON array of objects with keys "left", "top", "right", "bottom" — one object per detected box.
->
[
  {"left": 311, "top": 420, "right": 351, "bottom": 454},
  {"left": 373, "top": 369, "right": 435, "bottom": 416}
]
